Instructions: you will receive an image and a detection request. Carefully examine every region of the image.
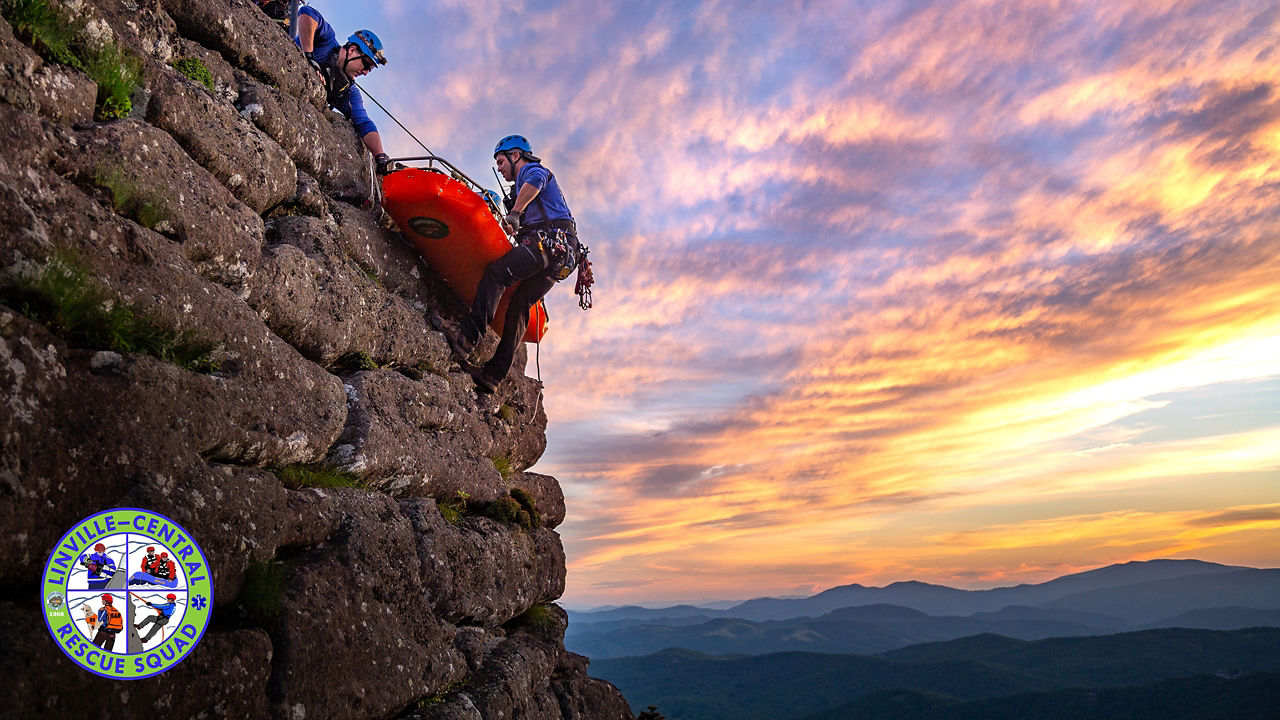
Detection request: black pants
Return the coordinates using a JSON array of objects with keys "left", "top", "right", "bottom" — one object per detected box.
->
[
  {"left": 137, "top": 613, "right": 170, "bottom": 642},
  {"left": 92, "top": 627, "right": 118, "bottom": 650},
  {"left": 462, "top": 237, "right": 571, "bottom": 381}
]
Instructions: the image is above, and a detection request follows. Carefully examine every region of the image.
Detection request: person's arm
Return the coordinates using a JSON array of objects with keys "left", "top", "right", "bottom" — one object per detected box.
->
[
  {"left": 501, "top": 169, "right": 545, "bottom": 231},
  {"left": 512, "top": 181, "right": 541, "bottom": 214},
  {"left": 362, "top": 131, "right": 385, "bottom": 157},
  {"left": 296, "top": 13, "right": 318, "bottom": 52}
]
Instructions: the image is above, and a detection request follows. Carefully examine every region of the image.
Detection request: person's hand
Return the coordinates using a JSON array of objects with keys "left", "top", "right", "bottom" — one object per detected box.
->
[
  {"left": 375, "top": 153, "right": 391, "bottom": 176},
  {"left": 502, "top": 211, "right": 521, "bottom": 235},
  {"left": 304, "top": 51, "right": 323, "bottom": 77}
]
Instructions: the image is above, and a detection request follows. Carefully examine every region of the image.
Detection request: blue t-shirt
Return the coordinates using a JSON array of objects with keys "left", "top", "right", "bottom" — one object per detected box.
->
[
  {"left": 517, "top": 163, "right": 574, "bottom": 226},
  {"left": 151, "top": 602, "right": 177, "bottom": 619},
  {"left": 295, "top": 7, "right": 378, "bottom": 138}
]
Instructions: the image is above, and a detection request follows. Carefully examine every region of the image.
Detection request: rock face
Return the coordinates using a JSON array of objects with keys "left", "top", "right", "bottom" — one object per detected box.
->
[{"left": 0, "top": 2, "right": 630, "bottom": 718}]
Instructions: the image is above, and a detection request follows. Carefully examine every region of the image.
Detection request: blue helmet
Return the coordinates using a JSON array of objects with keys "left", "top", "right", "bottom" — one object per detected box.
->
[
  {"left": 494, "top": 135, "right": 532, "bottom": 157},
  {"left": 348, "top": 30, "right": 387, "bottom": 67}
]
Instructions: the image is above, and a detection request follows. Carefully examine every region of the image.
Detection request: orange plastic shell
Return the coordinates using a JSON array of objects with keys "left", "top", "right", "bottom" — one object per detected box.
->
[{"left": 382, "top": 168, "right": 547, "bottom": 343}]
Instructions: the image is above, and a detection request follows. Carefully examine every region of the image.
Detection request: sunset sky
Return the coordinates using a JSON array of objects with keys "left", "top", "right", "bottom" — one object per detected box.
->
[{"left": 318, "top": 0, "right": 1280, "bottom": 608}]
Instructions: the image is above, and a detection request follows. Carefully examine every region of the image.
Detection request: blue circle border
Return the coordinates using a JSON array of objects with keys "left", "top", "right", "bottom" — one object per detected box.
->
[{"left": 40, "top": 507, "right": 215, "bottom": 681}]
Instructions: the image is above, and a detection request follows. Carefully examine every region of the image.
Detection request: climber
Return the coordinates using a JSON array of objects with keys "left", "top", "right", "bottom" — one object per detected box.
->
[
  {"left": 92, "top": 594, "right": 123, "bottom": 651},
  {"left": 252, "top": 0, "right": 291, "bottom": 21},
  {"left": 443, "top": 136, "right": 580, "bottom": 393},
  {"left": 80, "top": 543, "right": 117, "bottom": 588},
  {"left": 135, "top": 593, "right": 179, "bottom": 643},
  {"left": 294, "top": 7, "right": 392, "bottom": 175}
]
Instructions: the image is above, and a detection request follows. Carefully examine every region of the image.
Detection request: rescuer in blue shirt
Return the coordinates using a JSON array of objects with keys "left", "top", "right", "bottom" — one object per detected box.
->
[
  {"left": 135, "top": 593, "right": 179, "bottom": 642},
  {"left": 80, "top": 543, "right": 117, "bottom": 586},
  {"left": 444, "top": 135, "right": 580, "bottom": 393},
  {"left": 295, "top": 7, "right": 393, "bottom": 174}
]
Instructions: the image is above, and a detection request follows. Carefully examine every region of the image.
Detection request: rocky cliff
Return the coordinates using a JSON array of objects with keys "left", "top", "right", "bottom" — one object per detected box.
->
[{"left": 0, "top": 1, "right": 632, "bottom": 718}]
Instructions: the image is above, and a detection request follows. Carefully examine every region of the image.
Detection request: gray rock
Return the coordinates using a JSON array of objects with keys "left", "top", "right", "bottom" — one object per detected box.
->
[
  {"left": 268, "top": 169, "right": 328, "bottom": 220},
  {"left": 0, "top": 15, "right": 97, "bottom": 125},
  {"left": 175, "top": 36, "right": 242, "bottom": 104},
  {"left": 50, "top": 117, "right": 265, "bottom": 292},
  {"left": 89, "top": 349, "right": 123, "bottom": 371},
  {"left": 511, "top": 473, "right": 566, "bottom": 530},
  {"left": 237, "top": 74, "right": 372, "bottom": 203},
  {"left": 402, "top": 498, "right": 566, "bottom": 626},
  {"left": 146, "top": 69, "right": 296, "bottom": 213},
  {"left": 160, "top": 0, "right": 325, "bottom": 109},
  {"left": 329, "top": 370, "right": 505, "bottom": 497},
  {"left": 249, "top": 215, "right": 446, "bottom": 369},
  {"left": 85, "top": 0, "right": 184, "bottom": 66},
  {"left": 333, "top": 201, "right": 452, "bottom": 311},
  {"left": 552, "top": 651, "right": 637, "bottom": 720},
  {"left": 267, "top": 492, "right": 470, "bottom": 720}
]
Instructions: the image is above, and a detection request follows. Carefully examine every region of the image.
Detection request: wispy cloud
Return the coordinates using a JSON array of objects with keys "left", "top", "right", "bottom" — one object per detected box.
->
[{"left": 331, "top": 0, "right": 1280, "bottom": 605}]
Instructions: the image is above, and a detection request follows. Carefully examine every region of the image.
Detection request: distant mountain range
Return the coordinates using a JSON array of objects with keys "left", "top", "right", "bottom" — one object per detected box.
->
[
  {"left": 567, "top": 560, "right": 1280, "bottom": 658},
  {"left": 590, "top": 628, "right": 1280, "bottom": 720}
]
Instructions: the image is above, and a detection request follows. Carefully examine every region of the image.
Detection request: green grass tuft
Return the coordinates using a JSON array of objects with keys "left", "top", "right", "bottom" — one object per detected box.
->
[
  {"left": 333, "top": 350, "right": 379, "bottom": 373},
  {"left": 436, "top": 490, "right": 469, "bottom": 525},
  {"left": 171, "top": 56, "right": 214, "bottom": 92},
  {"left": 506, "top": 603, "right": 559, "bottom": 637},
  {"left": 497, "top": 403, "right": 516, "bottom": 422},
  {"left": 1, "top": 0, "right": 85, "bottom": 69},
  {"left": 84, "top": 40, "right": 142, "bottom": 120},
  {"left": 356, "top": 262, "right": 383, "bottom": 287},
  {"left": 94, "top": 166, "right": 168, "bottom": 230},
  {"left": 0, "top": 253, "right": 220, "bottom": 372},
  {"left": 276, "top": 464, "right": 364, "bottom": 489},
  {"left": 1, "top": 0, "right": 142, "bottom": 119},
  {"left": 490, "top": 455, "right": 515, "bottom": 480},
  {"left": 510, "top": 487, "right": 535, "bottom": 511},
  {"left": 436, "top": 501, "right": 462, "bottom": 525},
  {"left": 240, "top": 559, "right": 287, "bottom": 627}
]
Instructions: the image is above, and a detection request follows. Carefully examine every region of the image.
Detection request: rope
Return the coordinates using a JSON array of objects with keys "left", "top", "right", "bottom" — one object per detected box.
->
[
  {"left": 351, "top": 79, "right": 557, "bottom": 414},
  {"left": 353, "top": 80, "right": 434, "bottom": 156}
]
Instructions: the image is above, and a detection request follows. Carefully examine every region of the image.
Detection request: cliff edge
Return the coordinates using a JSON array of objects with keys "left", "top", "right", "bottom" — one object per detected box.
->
[{"left": 0, "top": 1, "right": 631, "bottom": 718}]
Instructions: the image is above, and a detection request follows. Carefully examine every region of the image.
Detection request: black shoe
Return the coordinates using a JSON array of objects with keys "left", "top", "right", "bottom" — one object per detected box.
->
[
  {"left": 447, "top": 328, "right": 476, "bottom": 360},
  {"left": 472, "top": 370, "right": 500, "bottom": 394},
  {"left": 428, "top": 312, "right": 476, "bottom": 361}
]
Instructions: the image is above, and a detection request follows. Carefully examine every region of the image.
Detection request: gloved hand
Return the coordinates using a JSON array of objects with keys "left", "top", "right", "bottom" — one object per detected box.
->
[
  {"left": 502, "top": 211, "right": 521, "bottom": 235},
  {"left": 304, "top": 51, "right": 323, "bottom": 76},
  {"left": 375, "top": 153, "right": 391, "bottom": 176}
]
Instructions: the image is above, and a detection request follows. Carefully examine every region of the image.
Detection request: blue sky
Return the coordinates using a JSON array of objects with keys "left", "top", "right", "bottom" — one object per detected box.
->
[{"left": 311, "top": 0, "right": 1279, "bottom": 607}]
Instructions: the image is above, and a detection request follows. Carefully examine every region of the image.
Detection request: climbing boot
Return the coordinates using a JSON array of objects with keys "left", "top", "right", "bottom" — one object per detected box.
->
[
  {"left": 428, "top": 312, "right": 476, "bottom": 362},
  {"left": 472, "top": 370, "right": 500, "bottom": 394}
]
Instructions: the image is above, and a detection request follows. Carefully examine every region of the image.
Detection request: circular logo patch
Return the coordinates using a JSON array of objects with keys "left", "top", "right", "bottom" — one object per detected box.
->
[
  {"left": 40, "top": 508, "right": 214, "bottom": 679},
  {"left": 408, "top": 216, "right": 450, "bottom": 239}
]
